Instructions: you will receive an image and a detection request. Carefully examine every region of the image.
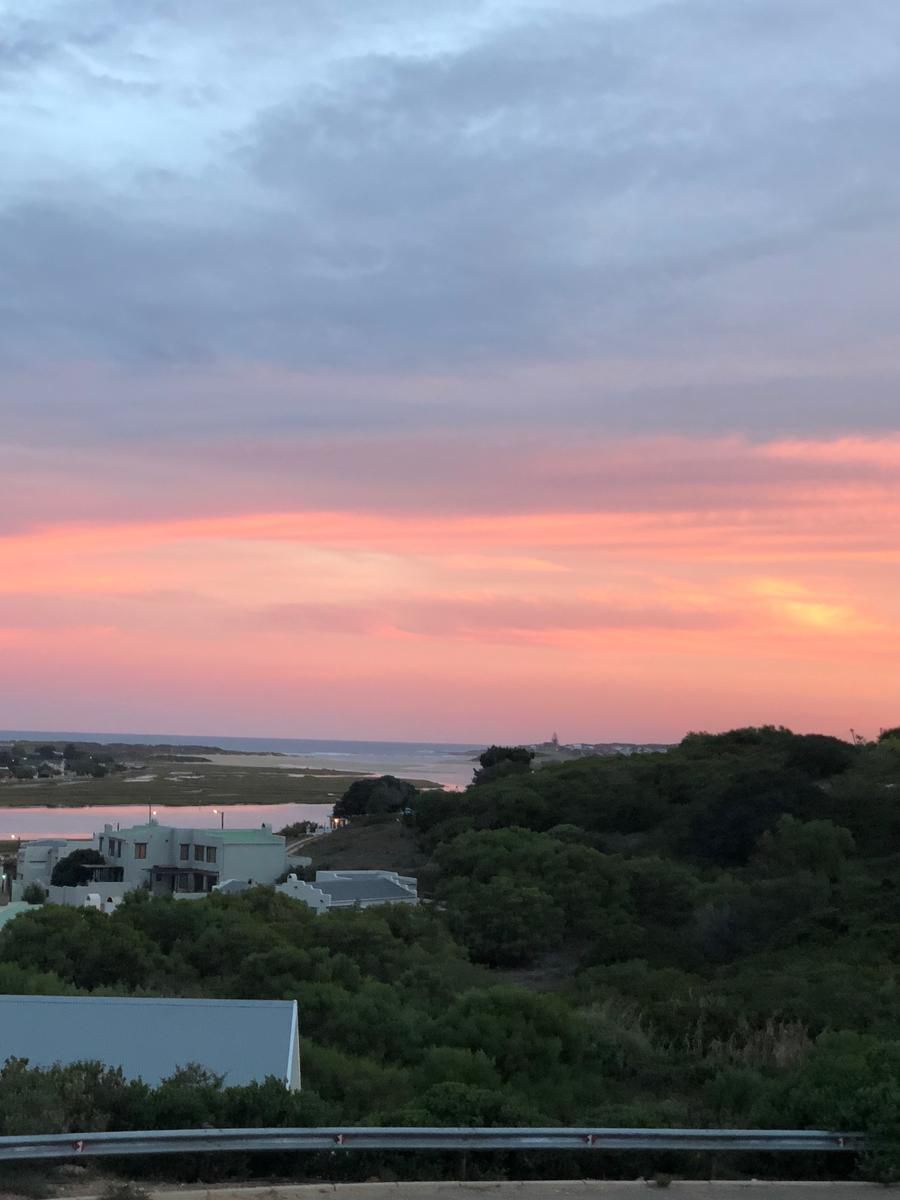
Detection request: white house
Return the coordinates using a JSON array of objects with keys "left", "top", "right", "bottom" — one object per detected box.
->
[
  {"left": 14, "top": 820, "right": 289, "bottom": 904},
  {"left": 11, "top": 839, "right": 81, "bottom": 900}
]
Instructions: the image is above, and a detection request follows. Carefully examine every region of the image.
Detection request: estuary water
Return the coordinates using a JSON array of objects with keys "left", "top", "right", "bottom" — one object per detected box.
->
[
  {"left": 0, "top": 732, "right": 481, "bottom": 839},
  {"left": 0, "top": 802, "right": 334, "bottom": 841},
  {"left": 0, "top": 731, "right": 480, "bottom": 789}
]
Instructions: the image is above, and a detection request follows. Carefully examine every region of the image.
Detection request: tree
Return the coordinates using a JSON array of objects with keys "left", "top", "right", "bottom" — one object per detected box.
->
[
  {"left": 22, "top": 884, "right": 46, "bottom": 905},
  {"left": 50, "top": 848, "right": 106, "bottom": 887},
  {"left": 333, "top": 775, "right": 417, "bottom": 820},
  {"left": 442, "top": 875, "right": 563, "bottom": 966},
  {"left": 472, "top": 745, "right": 534, "bottom": 787},
  {"left": 278, "top": 821, "right": 318, "bottom": 839},
  {"left": 753, "top": 815, "right": 856, "bottom": 879}
]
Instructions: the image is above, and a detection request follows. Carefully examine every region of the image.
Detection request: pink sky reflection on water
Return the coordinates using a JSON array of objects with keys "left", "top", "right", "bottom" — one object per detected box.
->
[{"left": 1, "top": 803, "right": 333, "bottom": 841}]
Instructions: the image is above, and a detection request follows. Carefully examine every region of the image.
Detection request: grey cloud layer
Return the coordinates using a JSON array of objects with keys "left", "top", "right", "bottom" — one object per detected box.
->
[{"left": 2, "top": 0, "right": 900, "bottom": 434}]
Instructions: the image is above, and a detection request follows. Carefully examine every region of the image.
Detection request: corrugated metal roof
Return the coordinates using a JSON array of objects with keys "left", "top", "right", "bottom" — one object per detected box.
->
[{"left": 0, "top": 995, "right": 298, "bottom": 1087}]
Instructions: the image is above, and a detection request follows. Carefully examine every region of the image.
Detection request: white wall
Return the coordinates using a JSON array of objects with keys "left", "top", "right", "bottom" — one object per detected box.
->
[
  {"left": 12, "top": 840, "right": 81, "bottom": 899},
  {"left": 221, "top": 839, "right": 286, "bottom": 886},
  {"left": 275, "top": 876, "right": 330, "bottom": 913},
  {"left": 48, "top": 882, "right": 130, "bottom": 909}
]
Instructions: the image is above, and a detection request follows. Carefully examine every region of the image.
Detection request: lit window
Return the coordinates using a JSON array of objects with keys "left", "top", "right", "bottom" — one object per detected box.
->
[{"left": 134, "top": 843, "right": 147, "bottom": 859}]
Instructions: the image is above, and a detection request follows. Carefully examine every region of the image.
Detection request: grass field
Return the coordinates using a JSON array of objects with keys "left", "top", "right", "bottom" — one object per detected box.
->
[
  {"left": 0, "top": 756, "right": 440, "bottom": 809},
  {"left": 0, "top": 760, "right": 355, "bottom": 809}
]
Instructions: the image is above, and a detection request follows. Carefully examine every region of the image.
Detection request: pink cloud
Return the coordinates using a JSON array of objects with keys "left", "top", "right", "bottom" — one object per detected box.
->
[{"left": 1, "top": 429, "right": 898, "bottom": 740}]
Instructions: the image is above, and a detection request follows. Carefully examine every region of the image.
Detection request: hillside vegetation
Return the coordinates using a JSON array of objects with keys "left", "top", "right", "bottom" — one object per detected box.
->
[{"left": 3, "top": 725, "right": 900, "bottom": 1182}]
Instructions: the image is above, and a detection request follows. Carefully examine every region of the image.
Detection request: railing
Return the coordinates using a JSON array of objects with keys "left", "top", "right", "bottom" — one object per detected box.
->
[{"left": 0, "top": 1126, "right": 865, "bottom": 1162}]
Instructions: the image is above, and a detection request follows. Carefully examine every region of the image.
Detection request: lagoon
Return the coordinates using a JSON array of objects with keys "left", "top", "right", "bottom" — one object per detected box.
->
[{"left": 0, "top": 802, "right": 334, "bottom": 841}]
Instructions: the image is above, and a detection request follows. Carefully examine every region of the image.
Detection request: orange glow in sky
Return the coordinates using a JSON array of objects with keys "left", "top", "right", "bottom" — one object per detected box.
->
[
  {"left": 2, "top": 432, "right": 897, "bottom": 742},
  {"left": 5, "top": 5, "right": 900, "bottom": 744}
]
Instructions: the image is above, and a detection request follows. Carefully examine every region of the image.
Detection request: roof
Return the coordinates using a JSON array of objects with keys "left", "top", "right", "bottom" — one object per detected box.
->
[
  {"left": 317, "top": 878, "right": 417, "bottom": 904},
  {"left": 0, "top": 903, "right": 31, "bottom": 931},
  {"left": 104, "top": 825, "right": 281, "bottom": 843},
  {"left": 216, "top": 829, "right": 282, "bottom": 843},
  {"left": 0, "top": 995, "right": 299, "bottom": 1088},
  {"left": 112, "top": 825, "right": 282, "bottom": 844}
]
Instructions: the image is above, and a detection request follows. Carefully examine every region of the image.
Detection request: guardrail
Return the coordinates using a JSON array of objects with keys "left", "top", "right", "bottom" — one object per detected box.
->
[{"left": 0, "top": 1126, "right": 866, "bottom": 1163}]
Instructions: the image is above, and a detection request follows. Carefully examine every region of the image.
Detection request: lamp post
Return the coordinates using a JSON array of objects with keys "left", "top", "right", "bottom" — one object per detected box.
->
[{"left": 213, "top": 808, "right": 224, "bottom": 829}]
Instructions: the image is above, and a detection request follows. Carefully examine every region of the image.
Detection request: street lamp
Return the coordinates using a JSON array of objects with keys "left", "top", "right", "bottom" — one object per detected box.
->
[{"left": 212, "top": 808, "right": 224, "bottom": 829}]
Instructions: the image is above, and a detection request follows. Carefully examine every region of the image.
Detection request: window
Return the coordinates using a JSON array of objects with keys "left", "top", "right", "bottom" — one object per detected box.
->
[
  {"left": 134, "top": 843, "right": 147, "bottom": 859},
  {"left": 177, "top": 873, "right": 190, "bottom": 890},
  {"left": 206, "top": 846, "right": 217, "bottom": 863},
  {"left": 194, "top": 845, "right": 205, "bottom": 861},
  {"left": 97, "top": 837, "right": 104, "bottom": 852},
  {"left": 179, "top": 844, "right": 189, "bottom": 861}
]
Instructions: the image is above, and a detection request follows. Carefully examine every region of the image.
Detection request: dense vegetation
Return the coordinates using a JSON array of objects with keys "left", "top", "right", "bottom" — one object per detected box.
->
[{"left": 3, "top": 725, "right": 900, "bottom": 1182}]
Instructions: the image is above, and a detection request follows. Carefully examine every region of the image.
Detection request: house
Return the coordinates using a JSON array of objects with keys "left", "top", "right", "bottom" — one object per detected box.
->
[
  {"left": 276, "top": 869, "right": 418, "bottom": 913},
  {"left": 0, "top": 995, "right": 301, "bottom": 1089},
  {"left": 13, "top": 821, "right": 290, "bottom": 903},
  {"left": 11, "top": 839, "right": 82, "bottom": 900},
  {"left": 92, "top": 821, "right": 288, "bottom": 897}
]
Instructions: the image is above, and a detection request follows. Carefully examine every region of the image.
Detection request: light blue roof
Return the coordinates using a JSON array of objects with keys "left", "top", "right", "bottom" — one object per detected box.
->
[
  {"left": 0, "top": 903, "right": 30, "bottom": 931},
  {"left": 0, "top": 995, "right": 299, "bottom": 1088}
]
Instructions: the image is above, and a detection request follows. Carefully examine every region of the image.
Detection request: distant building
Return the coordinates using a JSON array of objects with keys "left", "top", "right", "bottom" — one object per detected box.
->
[
  {"left": 0, "top": 995, "right": 300, "bottom": 1089},
  {"left": 277, "top": 869, "right": 418, "bottom": 913},
  {"left": 14, "top": 821, "right": 289, "bottom": 903},
  {"left": 12, "top": 839, "right": 79, "bottom": 900}
]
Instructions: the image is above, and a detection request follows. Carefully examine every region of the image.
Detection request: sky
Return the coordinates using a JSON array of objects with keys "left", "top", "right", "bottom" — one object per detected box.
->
[{"left": 2, "top": 0, "right": 899, "bottom": 743}]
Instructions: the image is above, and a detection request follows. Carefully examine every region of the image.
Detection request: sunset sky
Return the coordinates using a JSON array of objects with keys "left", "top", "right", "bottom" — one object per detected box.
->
[{"left": 2, "top": 0, "right": 899, "bottom": 743}]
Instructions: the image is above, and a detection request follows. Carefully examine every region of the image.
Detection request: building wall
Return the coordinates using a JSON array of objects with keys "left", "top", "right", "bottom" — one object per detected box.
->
[
  {"left": 11, "top": 839, "right": 80, "bottom": 899},
  {"left": 275, "top": 876, "right": 330, "bottom": 912},
  {"left": 98, "top": 822, "right": 288, "bottom": 894},
  {"left": 221, "top": 840, "right": 286, "bottom": 886},
  {"left": 287, "top": 1004, "right": 301, "bottom": 1090},
  {"left": 48, "top": 883, "right": 130, "bottom": 911}
]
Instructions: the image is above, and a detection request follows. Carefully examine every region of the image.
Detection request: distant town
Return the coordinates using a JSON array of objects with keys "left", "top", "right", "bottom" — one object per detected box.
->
[{"left": 527, "top": 732, "right": 673, "bottom": 761}]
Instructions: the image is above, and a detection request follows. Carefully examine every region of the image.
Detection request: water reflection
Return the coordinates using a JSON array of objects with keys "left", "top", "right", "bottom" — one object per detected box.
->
[{"left": 0, "top": 802, "right": 334, "bottom": 841}]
